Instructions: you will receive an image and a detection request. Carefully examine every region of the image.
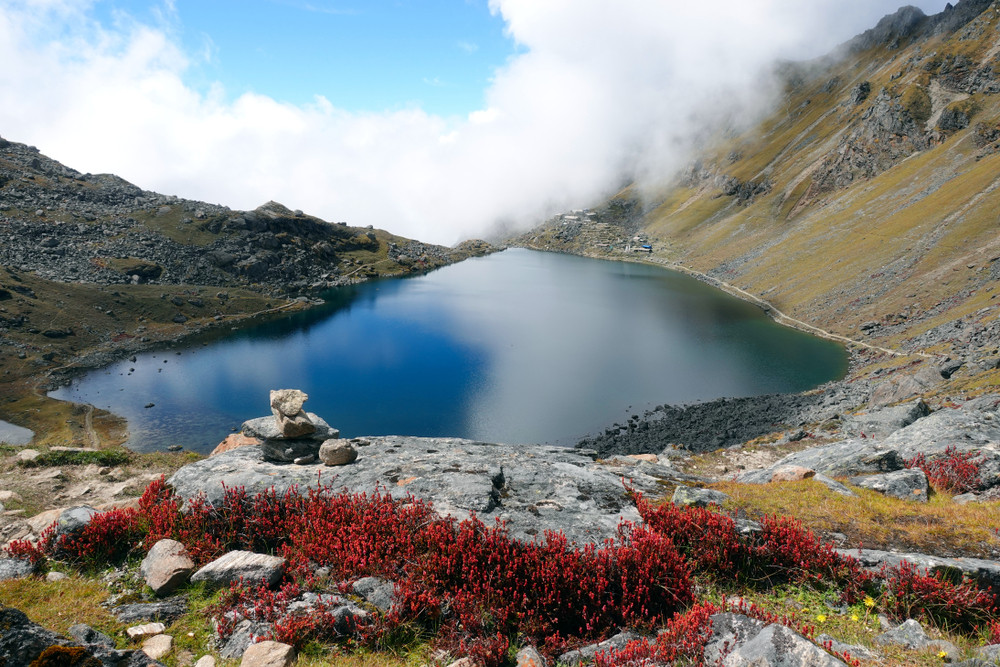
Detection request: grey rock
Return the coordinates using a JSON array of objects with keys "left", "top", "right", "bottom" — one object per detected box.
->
[
  {"left": 954, "top": 492, "right": 981, "bottom": 504},
  {"left": 269, "top": 389, "right": 316, "bottom": 438},
  {"left": 869, "top": 363, "right": 943, "bottom": 407},
  {"left": 738, "top": 441, "right": 905, "bottom": 483},
  {"left": 352, "top": 577, "right": 397, "bottom": 612},
  {"left": 940, "top": 359, "right": 965, "bottom": 379},
  {"left": 0, "top": 605, "right": 163, "bottom": 667},
  {"left": 703, "top": 613, "right": 768, "bottom": 665},
  {"left": 219, "top": 620, "right": 272, "bottom": 660},
  {"left": 319, "top": 439, "right": 357, "bottom": 466},
  {"left": 141, "top": 539, "right": 194, "bottom": 596},
  {"left": 0, "top": 558, "right": 34, "bottom": 581},
  {"left": 68, "top": 623, "right": 116, "bottom": 648},
  {"left": 557, "top": 630, "right": 641, "bottom": 665},
  {"left": 672, "top": 485, "right": 729, "bottom": 508},
  {"left": 191, "top": 551, "right": 285, "bottom": 589},
  {"left": 841, "top": 400, "right": 930, "bottom": 438},
  {"left": 723, "top": 622, "right": 849, "bottom": 666},
  {"left": 974, "top": 644, "right": 1000, "bottom": 663},
  {"left": 849, "top": 468, "right": 928, "bottom": 502},
  {"left": 55, "top": 505, "right": 100, "bottom": 539},
  {"left": 113, "top": 598, "right": 188, "bottom": 624},
  {"left": 168, "top": 436, "right": 670, "bottom": 545},
  {"left": 45, "top": 571, "right": 68, "bottom": 582},
  {"left": 874, "top": 619, "right": 930, "bottom": 650},
  {"left": 0, "top": 605, "right": 74, "bottom": 667},
  {"left": 241, "top": 413, "right": 338, "bottom": 441},
  {"left": 813, "top": 474, "right": 857, "bottom": 497}
]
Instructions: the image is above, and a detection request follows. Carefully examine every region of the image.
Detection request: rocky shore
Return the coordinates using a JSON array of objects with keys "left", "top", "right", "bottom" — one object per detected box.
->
[{"left": 3, "top": 389, "right": 1000, "bottom": 666}]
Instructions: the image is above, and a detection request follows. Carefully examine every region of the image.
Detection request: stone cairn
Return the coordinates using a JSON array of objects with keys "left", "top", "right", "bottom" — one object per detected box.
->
[{"left": 225, "top": 389, "right": 357, "bottom": 466}]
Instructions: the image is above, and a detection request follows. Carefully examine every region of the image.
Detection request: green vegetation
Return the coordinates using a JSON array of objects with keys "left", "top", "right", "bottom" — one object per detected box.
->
[{"left": 19, "top": 448, "right": 132, "bottom": 468}]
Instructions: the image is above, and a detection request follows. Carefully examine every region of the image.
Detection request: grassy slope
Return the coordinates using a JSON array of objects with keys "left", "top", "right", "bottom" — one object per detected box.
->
[{"left": 637, "top": 21, "right": 1000, "bottom": 346}]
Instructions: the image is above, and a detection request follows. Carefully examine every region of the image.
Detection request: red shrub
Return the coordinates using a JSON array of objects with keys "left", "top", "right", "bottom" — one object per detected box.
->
[
  {"left": 4, "top": 535, "right": 49, "bottom": 567},
  {"left": 636, "top": 498, "right": 872, "bottom": 598},
  {"left": 593, "top": 602, "right": 719, "bottom": 667},
  {"left": 55, "top": 507, "right": 140, "bottom": 567},
  {"left": 397, "top": 518, "right": 694, "bottom": 656},
  {"left": 987, "top": 618, "right": 1000, "bottom": 645},
  {"left": 905, "top": 445, "right": 984, "bottom": 494},
  {"left": 882, "top": 561, "right": 996, "bottom": 632}
]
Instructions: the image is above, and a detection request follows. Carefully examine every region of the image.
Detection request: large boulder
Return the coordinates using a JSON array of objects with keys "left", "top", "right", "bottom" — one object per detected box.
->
[
  {"left": 190, "top": 551, "right": 285, "bottom": 589},
  {"left": 849, "top": 468, "right": 929, "bottom": 502},
  {"left": 841, "top": 400, "right": 930, "bottom": 439},
  {"left": 141, "top": 539, "right": 195, "bottom": 596},
  {"left": 721, "top": 622, "right": 849, "bottom": 666}
]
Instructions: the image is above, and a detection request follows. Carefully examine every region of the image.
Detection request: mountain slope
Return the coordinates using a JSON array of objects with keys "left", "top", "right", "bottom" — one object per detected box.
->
[
  {"left": 0, "top": 136, "right": 492, "bottom": 445},
  {"left": 517, "top": 0, "right": 1000, "bottom": 401}
]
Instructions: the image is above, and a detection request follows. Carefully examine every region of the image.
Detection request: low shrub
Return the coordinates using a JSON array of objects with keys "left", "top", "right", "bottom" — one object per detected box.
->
[
  {"left": 636, "top": 497, "right": 872, "bottom": 599},
  {"left": 9, "top": 477, "right": 998, "bottom": 663},
  {"left": 19, "top": 449, "right": 131, "bottom": 468},
  {"left": 905, "top": 445, "right": 984, "bottom": 494},
  {"left": 592, "top": 602, "right": 719, "bottom": 667},
  {"left": 881, "top": 560, "right": 997, "bottom": 632}
]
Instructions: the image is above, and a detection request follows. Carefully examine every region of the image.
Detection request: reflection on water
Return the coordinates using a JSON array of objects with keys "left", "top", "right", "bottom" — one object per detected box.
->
[{"left": 50, "top": 249, "right": 847, "bottom": 452}]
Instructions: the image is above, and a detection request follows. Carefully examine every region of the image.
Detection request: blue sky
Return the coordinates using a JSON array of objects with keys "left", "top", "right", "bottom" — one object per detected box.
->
[
  {"left": 93, "top": 0, "right": 518, "bottom": 116},
  {"left": 0, "top": 0, "right": 949, "bottom": 244}
]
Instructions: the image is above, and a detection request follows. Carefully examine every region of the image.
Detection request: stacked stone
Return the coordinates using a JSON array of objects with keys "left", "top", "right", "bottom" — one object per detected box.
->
[{"left": 239, "top": 389, "right": 355, "bottom": 466}]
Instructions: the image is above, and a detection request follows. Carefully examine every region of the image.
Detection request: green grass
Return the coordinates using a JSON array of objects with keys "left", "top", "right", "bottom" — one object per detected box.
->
[{"left": 19, "top": 448, "right": 132, "bottom": 468}]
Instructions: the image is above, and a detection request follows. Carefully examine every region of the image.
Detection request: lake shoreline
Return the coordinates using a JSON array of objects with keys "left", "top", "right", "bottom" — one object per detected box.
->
[{"left": 44, "top": 248, "right": 848, "bottom": 454}]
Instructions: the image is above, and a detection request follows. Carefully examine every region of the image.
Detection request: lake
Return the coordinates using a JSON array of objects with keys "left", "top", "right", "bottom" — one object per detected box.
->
[{"left": 49, "top": 248, "right": 847, "bottom": 452}]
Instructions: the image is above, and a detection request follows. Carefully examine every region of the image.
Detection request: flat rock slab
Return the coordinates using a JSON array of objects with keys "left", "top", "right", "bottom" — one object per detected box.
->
[
  {"left": 849, "top": 468, "right": 928, "bottom": 502},
  {"left": 167, "top": 436, "right": 679, "bottom": 545},
  {"left": 191, "top": 551, "right": 285, "bottom": 589}
]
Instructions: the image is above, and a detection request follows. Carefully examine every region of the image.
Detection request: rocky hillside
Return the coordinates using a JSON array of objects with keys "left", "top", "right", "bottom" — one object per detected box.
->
[
  {"left": 0, "top": 136, "right": 494, "bottom": 444},
  {"left": 515, "top": 0, "right": 1000, "bottom": 407}
]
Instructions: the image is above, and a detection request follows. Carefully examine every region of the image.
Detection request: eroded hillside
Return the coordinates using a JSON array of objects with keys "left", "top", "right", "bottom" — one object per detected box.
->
[{"left": 518, "top": 0, "right": 1000, "bottom": 400}]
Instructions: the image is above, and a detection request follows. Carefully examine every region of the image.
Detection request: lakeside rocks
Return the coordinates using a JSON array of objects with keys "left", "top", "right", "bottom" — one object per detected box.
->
[
  {"left": 735, "top": 396, "right": 1000, "bottom": 494},
  {"left": 168, "top": 435, "right": 692, "bottom": 546}
]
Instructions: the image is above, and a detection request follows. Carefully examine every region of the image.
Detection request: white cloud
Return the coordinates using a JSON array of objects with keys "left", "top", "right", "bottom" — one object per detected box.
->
[{"left": 0, "top": 0, "right": 945, "bottom": 245}]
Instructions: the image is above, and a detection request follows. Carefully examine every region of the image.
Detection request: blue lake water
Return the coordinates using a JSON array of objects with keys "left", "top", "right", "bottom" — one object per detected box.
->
[{"left": 49, "top": 248, "right": 848, "bottom": 453}]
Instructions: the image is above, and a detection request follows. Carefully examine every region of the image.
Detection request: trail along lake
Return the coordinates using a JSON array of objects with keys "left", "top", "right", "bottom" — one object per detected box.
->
[{"left": 50, "top": 249, "right": 848, "bottom": 453}]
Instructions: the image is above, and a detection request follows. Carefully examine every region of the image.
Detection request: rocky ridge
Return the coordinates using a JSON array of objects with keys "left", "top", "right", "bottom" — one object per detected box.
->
[{"left": 0, "top": 135, "right": 491, "bottom": 295}]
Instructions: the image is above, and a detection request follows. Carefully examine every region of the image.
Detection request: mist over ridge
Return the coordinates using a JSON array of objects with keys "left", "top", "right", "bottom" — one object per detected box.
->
[{"left": 0, "top": 0, "right": 948, "bottom": 245}]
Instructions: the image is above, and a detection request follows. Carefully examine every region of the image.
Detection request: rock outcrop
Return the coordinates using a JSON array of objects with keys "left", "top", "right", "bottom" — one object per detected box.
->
[{"left": 167, "top": 435, "right": 691, "bottom": 546}]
